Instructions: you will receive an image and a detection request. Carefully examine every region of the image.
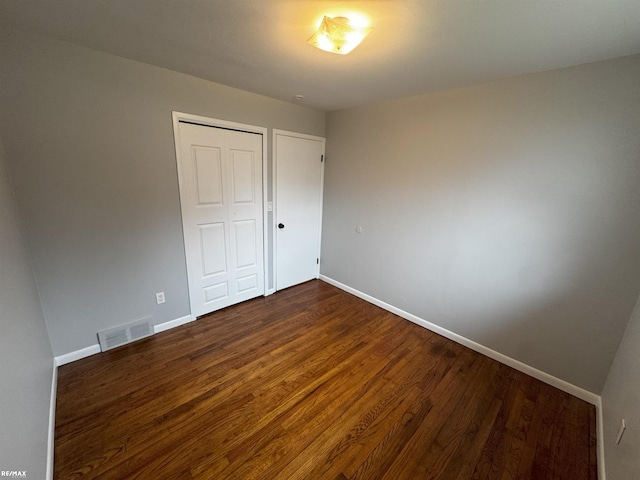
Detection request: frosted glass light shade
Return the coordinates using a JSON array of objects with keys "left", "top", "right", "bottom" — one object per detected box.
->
[{"left": 307, "top": 16, "right": 372, "bottom": 55}]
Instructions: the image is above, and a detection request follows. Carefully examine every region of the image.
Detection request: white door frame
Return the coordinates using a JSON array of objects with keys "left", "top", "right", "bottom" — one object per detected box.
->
[
  {"left": 172, "top": 111, "right": 269, "bottom": 318},
  {"left": 273, "top": 129, "right": 325, "bottom": 290}
]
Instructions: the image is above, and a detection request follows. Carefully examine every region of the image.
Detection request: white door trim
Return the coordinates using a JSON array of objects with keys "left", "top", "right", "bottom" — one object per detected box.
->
[
  {"left": 172, "top": 111, "right": 269, "bottom": 317},
  {"left": 273, "top": 129, "right": 325, "bottom": 290}
]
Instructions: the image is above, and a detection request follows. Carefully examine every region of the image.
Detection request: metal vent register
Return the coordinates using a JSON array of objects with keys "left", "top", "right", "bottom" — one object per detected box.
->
[{"left": 97, "top": 317, "right": 154, "bottom": 351}]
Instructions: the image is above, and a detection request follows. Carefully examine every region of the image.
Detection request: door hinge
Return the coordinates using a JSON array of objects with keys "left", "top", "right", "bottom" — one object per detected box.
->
[
  {"left": 317, "top": 258, "right": 319, "bottom": 264},
  {"left": 321, "top": 154, "right": 324, "bottom": 163}
]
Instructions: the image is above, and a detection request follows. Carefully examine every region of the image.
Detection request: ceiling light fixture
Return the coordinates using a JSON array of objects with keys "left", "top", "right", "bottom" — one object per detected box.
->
[{"left": 307, "top": 16, "right": 372, "bottom": 55}]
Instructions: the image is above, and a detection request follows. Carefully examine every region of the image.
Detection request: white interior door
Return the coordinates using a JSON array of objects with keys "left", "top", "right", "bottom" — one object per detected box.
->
[
  {"left": 176, "top": 121, "right": 264, "bottom": 317},
  {"left": 275, "top": 131, "right": 324, "bottom": 291}
]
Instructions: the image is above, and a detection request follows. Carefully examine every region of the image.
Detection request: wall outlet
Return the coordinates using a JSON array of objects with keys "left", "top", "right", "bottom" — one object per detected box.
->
[
  {"left": 616, "top": 419, "right": 626, "bottom": 445},
  {"left": 156, "top": 292, "right": 165, "bottom": 304}
]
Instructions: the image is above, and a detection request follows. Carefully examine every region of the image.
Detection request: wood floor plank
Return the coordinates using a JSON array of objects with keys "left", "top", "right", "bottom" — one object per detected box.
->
[
  {"left": 190, "top": 331, "right": 407, "bottom": 479},
  {"left": 268, "top": 341, "right": 434, "bottom": 480},
  {"left": 379, "top": 349, "right": 485, "bottom": 480},
  {"left": 416, "top": 356, "right": 503, "bottom": 480},
  {"left": 54, "top": 280, "right": 596, "bottom": 480},
  {"left": 318, "top": 339, "right": 460, "bottom": 480},
  {"left": 346, "top": 345, "right": 474, "bottom": 480}
]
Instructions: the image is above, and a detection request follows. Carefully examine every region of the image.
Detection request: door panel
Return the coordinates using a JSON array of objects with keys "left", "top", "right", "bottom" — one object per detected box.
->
[
  {"left": 199, "top": 223, "right": 226, "bottom": 276},
  {"left": 204, "top": 283, "right": 227, "bottom": 303},
  {"left": 177, "top": 122, "right": 264, "bottom": 317},
  {"left": 275, "top": 133, "right": 324, "bottom": 291},
  {"left": 194, "top": 147, "right": 223, "bottom": 205},
  {"left": 237, "top": 274, "right": 258, "bottom": 293},
  {"left": 230, "top": 150, "right": 256, "bottom": 203},
  {"left": 234, "top": 219, "right": 257, "bottom": 268}
]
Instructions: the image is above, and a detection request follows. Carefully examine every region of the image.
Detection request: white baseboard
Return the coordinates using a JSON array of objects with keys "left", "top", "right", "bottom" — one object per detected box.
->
[
  {"left": 46, "top": 358, "right": 57, "bottom": 480},
  {"left": 596, "top": 397, "right": 606, "bottom": 480},
  {"left": 319, "top": 275, "right": 600, "bottom": 405},
  {"left": 54, "top": 344, "right": 101, "bottom": 366},
  {"left": 154, "top": 314, "right": 195, "bottom": 334}
]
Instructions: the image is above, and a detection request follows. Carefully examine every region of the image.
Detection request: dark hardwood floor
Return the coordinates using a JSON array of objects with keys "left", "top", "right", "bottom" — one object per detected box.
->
[{"left": 55, "top": 280, "right": 597, "bottom": 479}]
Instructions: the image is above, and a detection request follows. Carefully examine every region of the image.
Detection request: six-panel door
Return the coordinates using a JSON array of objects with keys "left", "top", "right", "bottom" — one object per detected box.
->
[{"left": 177, "top": 122, "right": 264, "bottom": 317}]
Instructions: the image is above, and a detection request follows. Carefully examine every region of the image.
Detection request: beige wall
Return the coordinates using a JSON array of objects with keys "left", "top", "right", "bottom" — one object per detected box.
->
[
  {"left": 602, "top": 295, "right": 640, "bottom": 480},
  {"left": 322, "top": 54, "right": 640, "bottom": 393},
  {"left": 0, "top": 137, "right": 54, "bottom": 479},
  {"left": 0, "top": 29, "right": 325, "bottom": 356}
]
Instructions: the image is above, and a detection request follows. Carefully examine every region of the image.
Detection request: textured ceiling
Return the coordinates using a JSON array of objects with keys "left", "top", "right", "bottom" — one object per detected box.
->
[{"left": 2, "top": 0, "right": 640, "bottom": 111}]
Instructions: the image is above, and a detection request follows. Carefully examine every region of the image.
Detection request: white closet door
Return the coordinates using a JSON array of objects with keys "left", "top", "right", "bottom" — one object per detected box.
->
[
  {"left": 275, "top": 132, "right": 324, "bottom": 291},
  {"left": 177, "top": 122, "right": 264, "bottom": 317}
]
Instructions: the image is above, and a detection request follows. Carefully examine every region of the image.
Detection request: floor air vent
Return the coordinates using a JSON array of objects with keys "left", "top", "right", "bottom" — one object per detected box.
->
[{"left": 98, "top": 317, "right": 154, "bottom": 351}]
